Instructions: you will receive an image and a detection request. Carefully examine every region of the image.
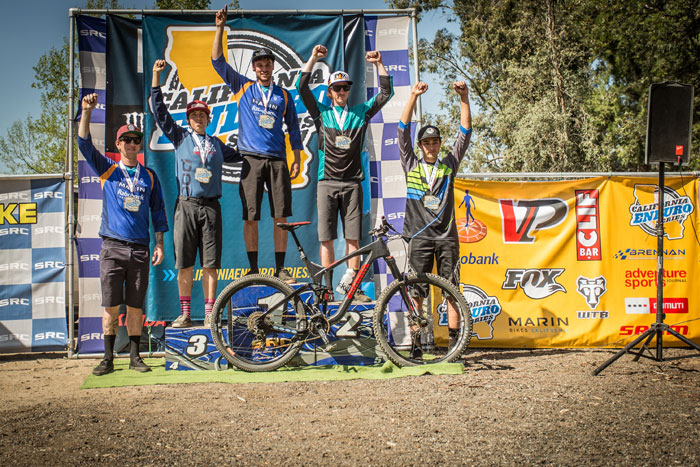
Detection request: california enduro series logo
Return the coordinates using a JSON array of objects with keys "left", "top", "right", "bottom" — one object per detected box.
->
[
  {"left": 499, "top": 198, "right": 568, "bottom": 243},
  {"left": 575, "top": 190, "right": 601, "bottom": 261},
  {"left": 455, "top": 284, "right": 502, "bottom": 340},
  {"left": 575, "top": 275, "right": 609, "bottom": 318},
  {"left": 629, "top": 184, "right": 694, "bottom": 240},
  {"left": 151, "top": 26, "right": 330, "bottom": 189},
  {"left": 502, "top": 268, "right": 566, "bottom": 299}
]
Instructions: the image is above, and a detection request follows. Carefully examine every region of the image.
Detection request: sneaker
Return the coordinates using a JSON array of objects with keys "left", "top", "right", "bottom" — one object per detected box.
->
[
  {"left": 275, "top": 268, "right": 296, "bottom": 284},
  {"left": 171, "top": 314, "right": 193, "bottom": 328},
  {"left": 92, "top": 359, "right": 114, "bottom": 376},
  {"left": 129, "top": 357, "right": 151, "bottom": 373},
  {"left": 352, "top": 289, "right": 372, "bottom": 303},
  {"left": 203, "top": 314, "right": 212, "bottom": 329}
]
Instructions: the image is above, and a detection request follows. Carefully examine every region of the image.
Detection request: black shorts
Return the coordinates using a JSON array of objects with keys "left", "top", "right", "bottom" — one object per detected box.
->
[
  {"left": 239, "top": 154, "right": 292, "bottom": 220},
  {"left": 100, "top": 237, "right": 150, "bottom": 308},
  {"left": 408, "top": 237, "right": 460, "bottom": 296},
  {"left": 317, "top": 180, "right": 363, "bottom": 242},
  {"left": 174, "top": 197, "right": 222, "bottom": 269}
]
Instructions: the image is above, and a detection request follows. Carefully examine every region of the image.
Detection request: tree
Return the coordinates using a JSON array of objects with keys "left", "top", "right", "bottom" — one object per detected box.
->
[{"left": 392, "top": 0, "right": 700, "bottom": 172}]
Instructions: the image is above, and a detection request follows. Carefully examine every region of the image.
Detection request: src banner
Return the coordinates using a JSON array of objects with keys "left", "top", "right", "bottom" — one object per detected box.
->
[
  {"left": 0, "top": 177, "right": 67, "bottom": 353},
  {"left": 454, "top": 176, "right": 699, "bottom": 348}
]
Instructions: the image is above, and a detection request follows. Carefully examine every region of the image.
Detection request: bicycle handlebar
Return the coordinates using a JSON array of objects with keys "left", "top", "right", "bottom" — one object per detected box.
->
[{"left": 369, "top": 216, "right": 401, "bottom": 239}]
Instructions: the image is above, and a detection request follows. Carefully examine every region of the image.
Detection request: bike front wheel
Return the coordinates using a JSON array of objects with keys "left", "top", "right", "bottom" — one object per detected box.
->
[
  {"left": 210, "top": 274, "right": 306, "bottom": 372},
  {"left": 373, "top": 273, "right": 472, "bottom": 367}
]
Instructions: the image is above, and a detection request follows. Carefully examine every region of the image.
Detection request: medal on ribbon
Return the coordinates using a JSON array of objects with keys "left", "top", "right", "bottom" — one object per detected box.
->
[{"left": 119, "top": 161, "right": 141, "bottom": 212}]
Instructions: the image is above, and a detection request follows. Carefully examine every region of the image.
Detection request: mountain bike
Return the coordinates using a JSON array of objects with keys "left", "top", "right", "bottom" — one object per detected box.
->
[{"left": 210, "top": 217, "right": 472, "bottom": 371}]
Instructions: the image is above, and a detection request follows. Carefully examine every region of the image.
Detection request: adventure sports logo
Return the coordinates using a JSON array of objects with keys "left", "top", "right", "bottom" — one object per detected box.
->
[
  {"left": 629, "top": 184, "right": 694, "bottom": 239},
  {"left": 150, "top": 26, "right": 330, "bottom": 189},
  {"left": 502, "top": 268, "right": 566, "bottom": 299},
  {"left": 456, "top": 190, "right": 487, "bottom": 243},
  {"left": 499, "top": 198, "right": 568, "bottom": 243}
]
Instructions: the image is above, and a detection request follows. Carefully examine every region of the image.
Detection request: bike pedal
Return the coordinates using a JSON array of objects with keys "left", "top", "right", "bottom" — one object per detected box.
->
[{"left": 323, "top": 342, "right": 337, "bottom": 352}]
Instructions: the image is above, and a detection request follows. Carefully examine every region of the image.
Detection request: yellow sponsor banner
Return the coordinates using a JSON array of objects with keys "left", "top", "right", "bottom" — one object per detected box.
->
[{"left": 453, "top": 176, "right": 699, "bottom": 348}]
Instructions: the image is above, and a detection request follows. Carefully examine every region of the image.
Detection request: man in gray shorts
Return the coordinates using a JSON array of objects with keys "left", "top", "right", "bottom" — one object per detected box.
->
[
  {"left": 78, "top": 93, "right": 169, "bottom": 375},
  {"left": 296, "top": 44, "right": 393, "bottom": 300}
]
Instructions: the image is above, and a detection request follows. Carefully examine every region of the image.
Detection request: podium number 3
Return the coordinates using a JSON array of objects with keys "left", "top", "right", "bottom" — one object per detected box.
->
[{"left": 186, "top": 334, "right": 208, "bottom": 357}]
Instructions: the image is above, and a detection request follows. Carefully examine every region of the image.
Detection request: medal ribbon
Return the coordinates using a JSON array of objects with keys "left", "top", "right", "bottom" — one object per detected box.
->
[
  {"left": 118, "top": 160, "right": 140, "bottom": 194},
  {"left": 420, "top": 158, "right": 440, "bottom": 192},
  {"left": 257, "top": 82, "right": 275, "bottom": 113},
  {"left": 332, "top": 105, "right": 349, "bottom": 131},
  {"left": 189, "top": 129, "right": 214, "bottom": 167}
]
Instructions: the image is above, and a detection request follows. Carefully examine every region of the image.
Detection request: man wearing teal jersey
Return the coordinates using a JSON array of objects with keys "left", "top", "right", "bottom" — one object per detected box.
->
[{"left": 297, "top": 44, "right": 393, "bottom": 300}]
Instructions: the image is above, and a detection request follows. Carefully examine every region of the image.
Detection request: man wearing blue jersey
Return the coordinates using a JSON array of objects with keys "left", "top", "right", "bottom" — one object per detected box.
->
[
  {"left": 212, "top": 6, "right": 303, "bottom": 284},
  {"left": 78, "top": 93, "right": 169, "bottom": 376},
  {"left": 151, "top": 59, "right": 241, "bottom": 329}
]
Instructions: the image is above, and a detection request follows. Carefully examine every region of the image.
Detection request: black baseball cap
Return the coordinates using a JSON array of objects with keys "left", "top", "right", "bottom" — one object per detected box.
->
[
  {"left": 417, "top": 125, "right": 441, "bottom": 141},
  {"left": 251, "top": 48, "right": 275, "bottom": 63}
]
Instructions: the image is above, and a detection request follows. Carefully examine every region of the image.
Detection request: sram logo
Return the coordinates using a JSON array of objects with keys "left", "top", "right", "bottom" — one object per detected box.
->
[
  {"left": 499, "top": 198, "right": 568, "bottom": 243},
  {"left": 620, "top": 325, "right": 688, "bottom": 336}
]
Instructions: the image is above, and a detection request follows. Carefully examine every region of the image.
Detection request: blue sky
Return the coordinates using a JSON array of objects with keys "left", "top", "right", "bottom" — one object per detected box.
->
[{"left": 0, "top": 0, "right": 453, "bottom": 145}]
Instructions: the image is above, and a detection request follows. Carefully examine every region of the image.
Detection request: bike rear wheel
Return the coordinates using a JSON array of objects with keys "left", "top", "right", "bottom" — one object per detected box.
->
[
  {"left": 211, "top": 274, "right": 306, "bottom": 372},
  {"left": 373, "top": 273, "right": 472, "bottom": 367}
]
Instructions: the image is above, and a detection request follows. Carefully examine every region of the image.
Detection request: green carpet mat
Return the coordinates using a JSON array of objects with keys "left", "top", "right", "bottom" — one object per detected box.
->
[{"left": 81, "top": 358, "right": 464, "bottom": 389}]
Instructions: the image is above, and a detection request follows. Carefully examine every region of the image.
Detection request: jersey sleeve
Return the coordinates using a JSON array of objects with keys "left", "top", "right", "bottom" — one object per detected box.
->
[
  {"left": 211, "top": 55, "right": 249, "bottom": 93},
  {"left": 397, "top": 121, "right": 418, "bottom": 172},
  {"left": 283, "top": 89, "right": 303, "bottom": 151},
  {"left": 147, "top": 168, "right": 169, "bottom": 234},
  {"left": 296, "top": 71, "right": 321, "bottom": 131},
  {"left": 220, "top": 140, "right": 242, "bottom": 163},
  {"left": 77, "top": 134, "right": 116, "bottom": 176},
  {"left": 364, "top": 74, "right": 394, "bottom": 121},
  {"left": 447, "top": 126, "right": 472, "bottom": 166},
  {"left": 150, "top": 86, "right": 186, "bottom": 147}
]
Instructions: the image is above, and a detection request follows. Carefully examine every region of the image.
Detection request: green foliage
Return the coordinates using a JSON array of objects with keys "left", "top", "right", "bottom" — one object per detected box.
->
[
  {"left": 154, "top": 0, "right": 210, "bottom": 8},
  {"left": 398, "top": 0, "right": 700, "bottom": 172}
]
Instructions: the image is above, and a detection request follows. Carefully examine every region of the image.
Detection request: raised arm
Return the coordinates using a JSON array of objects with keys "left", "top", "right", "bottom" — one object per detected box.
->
[
  {"left": 212, "top": 5, "right": 227, "bottom": 61},
  {"left": 364, "top": 50, "right": 394, "bottom": 119},
  {"left": 78, "top": 93, "right": 98, "bottom": 139},
  {"left": 297, "top": 45, "right": 327, "bottom": 126},
  {"left": 302, "top": 44, "right": 326, "bottom": 73},
  {"left": 400, "top": 82, "right": 427, "bottom": 125},
  {"left": 366, "top": 50, "right": 388, "bottom": 77},
  {"left": 150, "top": 60, "right": 185, "bottom": 147},
  {"left": 454, "top": 81, "right": 471, "bottom": 130}
]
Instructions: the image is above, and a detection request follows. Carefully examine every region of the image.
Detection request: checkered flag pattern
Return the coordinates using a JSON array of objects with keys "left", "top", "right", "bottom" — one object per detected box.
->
[
  {"left": 365, "top": 16, "right": 413, "bottom": 291},
  {"left": 76, "top": 15, "right": 108, "bottom": 353},
  {"left": 0, "top": 178, "right": 67, "bottom": 353}
]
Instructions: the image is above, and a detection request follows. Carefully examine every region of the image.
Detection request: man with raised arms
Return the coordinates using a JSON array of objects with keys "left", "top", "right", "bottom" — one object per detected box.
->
[
  {"left": 151, "top": 59, "right": 241, "bottom": 329},
  {"left": 78, "top": 93, "right": 169, "bottom": 375},
  {"left": 211, "top": 5, "right": 303, "bottom": 284},
  {"left": 296, "top": 44, "right": 393, "bottom": 300},
  {"left": 398, "top": 80, "right": 472, "bottom": 353}
]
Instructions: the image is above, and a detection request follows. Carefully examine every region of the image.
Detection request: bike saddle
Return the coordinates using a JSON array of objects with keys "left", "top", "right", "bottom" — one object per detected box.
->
[{"left": 276, "top": 221, "right": 311, "bottom": 232}]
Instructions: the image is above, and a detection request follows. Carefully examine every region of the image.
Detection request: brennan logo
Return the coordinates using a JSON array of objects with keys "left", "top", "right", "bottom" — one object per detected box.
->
[{"left": 502, "top": 268, "right": 566, "bottom": 299}]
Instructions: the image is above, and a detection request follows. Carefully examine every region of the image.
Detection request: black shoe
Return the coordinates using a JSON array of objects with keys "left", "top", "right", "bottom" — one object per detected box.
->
[
  {"left": 129, "top": 357, "right": 151, "bottom": 373},
  {"left": 274, "top": 268, "right": 296, "bottom": 284},
  {"left": 409, "top": 344, "right": 423, "bottom": 360},
  {"left": 92, "top": 359, "right": 114, "bottom": 376}
]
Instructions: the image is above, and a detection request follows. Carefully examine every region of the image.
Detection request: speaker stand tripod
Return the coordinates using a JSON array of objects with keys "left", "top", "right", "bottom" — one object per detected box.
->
[{"left": 594, "top": 162, "right": 700, "bottom": 375}]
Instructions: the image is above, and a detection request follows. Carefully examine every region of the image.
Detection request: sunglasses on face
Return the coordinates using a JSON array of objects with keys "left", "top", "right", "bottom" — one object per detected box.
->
[
  {"left": 331, "top": 84, "right": 351, "bottom": 92},
  {"left": 119, "top": 136, "right": 142, "bottom": 145}
]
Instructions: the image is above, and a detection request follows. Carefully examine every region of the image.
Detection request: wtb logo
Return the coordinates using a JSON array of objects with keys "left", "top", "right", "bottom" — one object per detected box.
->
[
  {"left": 499, "top": 198, "right": 568, "bottom": 243},
  {"left": 502, "top": 268, "right": 566, "bottom": 299},
  {"left": 576, "top": 275, "right": 607, "bottom": 310}
]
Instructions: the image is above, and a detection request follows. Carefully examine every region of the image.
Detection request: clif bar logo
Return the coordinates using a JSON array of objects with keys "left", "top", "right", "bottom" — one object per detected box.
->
[{"left": 575, "top": 190, "right": 601, "bottom": 260}]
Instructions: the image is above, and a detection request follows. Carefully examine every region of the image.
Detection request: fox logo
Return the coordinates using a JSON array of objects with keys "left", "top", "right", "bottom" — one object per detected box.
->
[
  {"left": 502, "top": 268, "right": 566, "bottom": 299},
  {"left": 576, "top": 275, "right": 607, "bottom": 310}
]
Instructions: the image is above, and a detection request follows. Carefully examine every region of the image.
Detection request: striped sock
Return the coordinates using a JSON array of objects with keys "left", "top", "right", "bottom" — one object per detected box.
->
[
  {"left": 180, "top": 296, "right": 191, "bottom": 318},
  {"left": 205, "top": 298, "right": 215, "bottom": 317}
]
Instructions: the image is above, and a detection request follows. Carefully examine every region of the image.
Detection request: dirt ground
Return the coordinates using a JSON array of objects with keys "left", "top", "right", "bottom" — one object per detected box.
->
[{"left": 1, "top": 347, "right": 699, "bottom": 466}]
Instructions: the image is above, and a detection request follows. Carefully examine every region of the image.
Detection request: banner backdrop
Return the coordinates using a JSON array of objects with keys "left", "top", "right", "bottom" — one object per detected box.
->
[
  {"left": 142, "top": 14, "right": 347, "bottom": 320},
  {"left": 0, "top": 177, "right": 67, "bottom": 353},
  {"left": 453, "top": 176, "right": 700, "bottom": 348}
]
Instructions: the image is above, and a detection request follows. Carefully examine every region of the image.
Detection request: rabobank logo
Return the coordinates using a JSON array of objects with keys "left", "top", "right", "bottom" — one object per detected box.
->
[
  {"left": 629, "top": 184, "right": 694, "bottom": 239},
  {"left": 152, "top": 26, "right": 330, "bottom": 190}
]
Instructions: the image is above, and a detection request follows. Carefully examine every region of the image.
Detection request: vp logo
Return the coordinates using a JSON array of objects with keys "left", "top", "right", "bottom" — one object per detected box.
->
[
  {"left": 502, "top": 268, "right": 566, "bottom": 299},
  {"left": 576, "top": 275, "right": 607, "bottom": 310},
  {"left": 499, "top": 199, "right": 568, "bottom": 243}
]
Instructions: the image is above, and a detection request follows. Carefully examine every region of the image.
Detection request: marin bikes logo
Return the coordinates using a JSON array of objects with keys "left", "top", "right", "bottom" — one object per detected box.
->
[
  {"left": 502, "top": 268, "right": 566, "bottom": 299},
  {"left": 454, "top": 284, "right": 502, "bottom": 340},
  {"left": 575, "top": 190, "right": 601, "bottom": 261},
  {"left": 576, "top": 275, "right": 607, "bottom": 310},
  {"left": 629, "top": 184, "right": 694, "bottom": 240},
  {"left": 151, "top": 27, "right": 329, "bottom": 190},
  {"left": 499, "top": 198, "right": 568, "bottom": 243}
]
